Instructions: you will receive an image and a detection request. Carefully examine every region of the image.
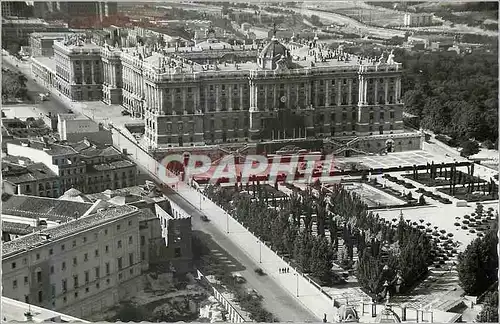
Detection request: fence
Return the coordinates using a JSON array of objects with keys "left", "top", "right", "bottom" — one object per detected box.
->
[
  {"left": 110, "top": 126, "right": 338, "bottom": 322},
  {"left": 197, "top": 270, "right": 249, "bottom": 323}
]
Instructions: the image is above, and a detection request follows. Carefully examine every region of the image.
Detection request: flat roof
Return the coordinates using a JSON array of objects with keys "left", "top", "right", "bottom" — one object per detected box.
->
[
  {"left": 2, "top": 205, "right": 137, "bottom": 258},
  {"left": 2, "top": 297, "right": 89, "bottom": 322},
  {"left": 2, "top": 195, "right": 94, "bottom": 223},
  {"left": 32, "top": 56, "right": 56, "bottom": 73}
]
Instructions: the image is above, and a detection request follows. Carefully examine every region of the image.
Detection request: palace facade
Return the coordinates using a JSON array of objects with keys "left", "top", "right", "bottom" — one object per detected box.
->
[{"left": 38, "top": 30, "right": 421, "bottom": 154}]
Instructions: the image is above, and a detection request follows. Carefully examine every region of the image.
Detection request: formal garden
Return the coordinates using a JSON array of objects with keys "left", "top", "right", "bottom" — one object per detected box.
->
[
  {"left": 203, "top": 181, "right": 441, "bottom": 302},
  {"left": 401, "top": 162, "right": 497, "bottom": 202}
]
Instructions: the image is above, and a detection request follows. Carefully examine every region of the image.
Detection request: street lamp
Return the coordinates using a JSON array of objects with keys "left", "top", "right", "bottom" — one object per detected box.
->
[
  {"left": 294, "top": 272, "right": 299, "bottom": 297},
  {"left": 257, "top": 239, "right": 262, "bottom": 263}
]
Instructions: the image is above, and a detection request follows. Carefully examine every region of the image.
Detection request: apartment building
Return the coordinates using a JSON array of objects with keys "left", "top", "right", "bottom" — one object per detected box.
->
[
  {"left": 74, "top": 184, "right": 193, "bottom": 274},
  {"left": 403, "top": 13, "right": 433, "bottom": 27},
  {"left": 6, "top": 138, "right": 137, "bottom": 195},
  {"left": 1, "top": 194, "right": 97, "bottom": 242},
  {"left": 2, "top": 205, "right": 142, "bottom": 318},
  {"left": 2, "top": 191, "right": 194, "bottom": 318},
  {"left": 2, "top": 157, "right": 60, "bottom": 197}
]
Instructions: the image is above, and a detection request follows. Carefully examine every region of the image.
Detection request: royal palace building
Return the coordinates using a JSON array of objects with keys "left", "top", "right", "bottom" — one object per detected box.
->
[{"left": 37, "top": 30, "right": 421, "bottom": 155}]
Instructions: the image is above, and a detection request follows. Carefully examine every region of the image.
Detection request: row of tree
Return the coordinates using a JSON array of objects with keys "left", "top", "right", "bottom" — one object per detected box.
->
[{"left": 205, "top": 182, "right": 434, "bottom": 295}]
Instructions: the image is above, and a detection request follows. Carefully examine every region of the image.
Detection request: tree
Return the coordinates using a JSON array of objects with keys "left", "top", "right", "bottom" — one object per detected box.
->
[
  {"left": 460, "top": 140, "right": 480, "bottom": 158},
  {"left": 477, "top": 291, "right": 499, "bottom": 323},
  {"left": 457, "top": 228, "right": 498, "bottom": 295},
  {"left": 115, "top": 302, "right": 150, "bottom": 322},
  {"left": 418, "top": 195, "right": 426, "bottom": 205}
]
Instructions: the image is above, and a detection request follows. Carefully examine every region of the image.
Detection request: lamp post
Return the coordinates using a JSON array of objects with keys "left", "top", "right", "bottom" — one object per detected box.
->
[
  {"left": 226, "top": 211, "right": 229, "bottom": 234},
  {"left": 257, "top": 239, "right": 262, "bottom": 263},
  {"left": 294, "top": 273, "right": 299, "bottom": 297}
]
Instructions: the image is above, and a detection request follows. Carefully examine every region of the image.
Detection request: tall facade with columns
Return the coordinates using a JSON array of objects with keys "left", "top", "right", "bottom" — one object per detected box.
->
[
  {"left": 94, "top": 35, "right": 411, "bottom": 152},
  {"left": 53, "top": 36, "right": 103, "bottom": 101}
]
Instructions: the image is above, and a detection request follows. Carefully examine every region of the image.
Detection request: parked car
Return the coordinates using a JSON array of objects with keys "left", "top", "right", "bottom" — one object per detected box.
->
[
  {"left": 121, "top": 110, "right": 130, "bottom": 116},
  {"left": 201, "top": 215, "right": 210, "bottom": 222},
  {"left": 233, "top": 273, "right": 246, "bottom": 284}
]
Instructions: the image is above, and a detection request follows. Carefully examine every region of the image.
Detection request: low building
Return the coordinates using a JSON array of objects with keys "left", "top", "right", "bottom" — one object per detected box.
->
[
  {"left": 403, "top": 13, "right": 433, "bottom": 27},
  {"left": 30, "top": 32, "right": 78, "bottom": 57},
  {"left": 58, "top": 114, "right": 112, "bottom": 145},
  {"left": 31, "top": 56, "right": 57, "bottom": 89},
  {"left": 2, "top": 158, "right": 60, "bottom": 197},
  {"left": 6, "top": 138, "right": 137, "bottom": 194},
  {"left": 1, "top": 17, "right": 67, "bottom": 47}
]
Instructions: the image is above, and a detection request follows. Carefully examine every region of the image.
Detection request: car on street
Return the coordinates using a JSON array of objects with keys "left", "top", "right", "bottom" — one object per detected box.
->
[
  {"left": 201, "top": 215, "right": 210, "bottom": 222},
  {"left": 232, "top": 273, "right": 246, "bottom": 283},
  {"left": 121, "top": 110, "right": 130, "bottom": 116}
]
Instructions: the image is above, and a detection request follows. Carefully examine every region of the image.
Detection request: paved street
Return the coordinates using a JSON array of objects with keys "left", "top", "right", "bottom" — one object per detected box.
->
[
  {"left": 2, "top": 58, "right": 71, "bottom": 117},
  {"left": 137, "top": 163, "right": 319, "bottom": 322}
]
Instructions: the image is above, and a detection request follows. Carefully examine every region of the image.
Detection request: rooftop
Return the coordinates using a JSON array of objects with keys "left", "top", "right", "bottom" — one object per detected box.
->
[
  {"left": 32, "top": 56, "right": 57, "bottom": 72},
  {"left": 68, "top": 140, "right": 120, "bottom": 158},
  {"left": 88, "top": 159, "right": 136, "bottom": 172},
  {"left": 85, "top": 185, "right": 165, "bottom": 203},
  {"left": 2, "top": 161, "right": 59, "bottom": 184},
  {"left": 8, "top": 139, "right": 79, "bottom": 156},
  {"left": 2, "top": 17, "right": 48, "bottom": 25},
  {"left": 2, "top": 221, "right": 35, "bottom": 235},
  {"left": 2, "top": 195, "right": 94, "bottom": 223},
  {"left": 2, "top": 205, "right": 137, "bottom": 258},
  {"left": 30, "top": 31, "right": 77, "bottom": 39},
  {"left": 2, "top": 297, "right": 89, "bottom": 323}
]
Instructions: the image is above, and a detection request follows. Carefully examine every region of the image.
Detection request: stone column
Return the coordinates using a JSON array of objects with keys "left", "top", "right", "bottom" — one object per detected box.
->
[
  {"left": 228, "top": 87, "right": 233, "bottom": 111},
  {"left": 182, "top": 88, "right": 187, "bottom": 114},
  {"left": 325, "top": 81, "right": 330, "bottom": 106},
  {"left": 337, "top": 80, "right": 341, "bottom": 105},
  {"left": 204, "top": 87, "right": 209, "bottom": 112},
  {"left": 364, "top": 80, "right": 368, "bottom": 105},
  {"left": 385, "top": 80, "right": 389, "bottom": 104},
  {"left": 396, "top": 78, "right": 401, "bottom": 103},
  {"left": 159, "top": 88, "right": 164, "bottom": 114},
  {"left": 273, "top": 85, "right": 277, "bottom": 109},
  {"left": 348, "top": 80, "right": 352, "bottom": 105},
  {"left": 374, "top": 79, "right": 379, "bottom": 104},
  {"left": 286, "top": 84, "right": 290, "bottom": 108},
  {"left": 239, "top": 86, "right": 244, "bottom": 110},
  {"left": 81, "top": 61, "right": 85, "bottom": 84},
  {"left": 307, "top": 82, "right": 312, "bottom": 106},
  {"left": 171, "top": 93, "right": 175, "bottom": 114},
  {"left": 215, "top": 86, "right": 220, "bottom": 112},
  {"left": 264, "top": 86, "right": 268, "bottom": 110},
  {"left": 194, "top": 88, "right": 199, "bottom": 112}
]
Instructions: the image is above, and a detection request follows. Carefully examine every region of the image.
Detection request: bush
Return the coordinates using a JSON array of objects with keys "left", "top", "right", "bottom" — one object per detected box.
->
[{"left": 482, "top": 139, "right": 495, "bottom": 149}]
